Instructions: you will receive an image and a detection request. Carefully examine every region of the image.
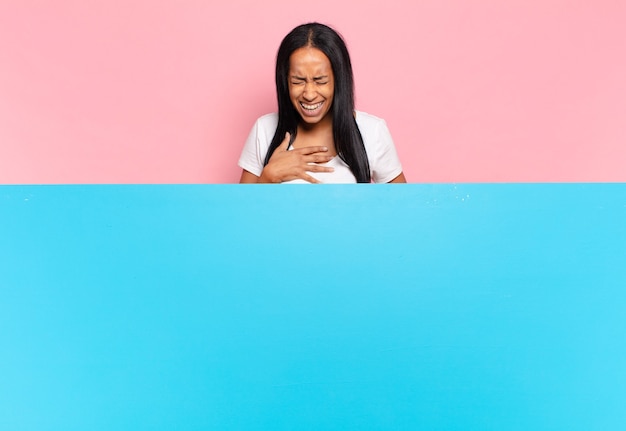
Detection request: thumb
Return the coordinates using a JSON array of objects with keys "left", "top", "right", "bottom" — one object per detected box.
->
[{"left": 278, "top": 132, "right": 291, "bottom": 150}]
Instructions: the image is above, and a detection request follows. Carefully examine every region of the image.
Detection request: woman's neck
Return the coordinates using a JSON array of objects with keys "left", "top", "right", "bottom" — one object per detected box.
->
[{"left": 295, "top": 117, "right": 336, "bottom": 155}]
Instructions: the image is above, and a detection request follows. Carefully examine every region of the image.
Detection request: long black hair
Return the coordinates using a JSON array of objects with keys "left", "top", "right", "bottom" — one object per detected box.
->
[{"left": 263, "top": 22, "right": 371, "bottom": 183}]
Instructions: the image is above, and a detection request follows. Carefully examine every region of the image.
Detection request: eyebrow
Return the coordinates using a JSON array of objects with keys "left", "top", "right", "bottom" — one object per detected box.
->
[{"left": 290, "top": 75, "right": 329, "bottom": 80}]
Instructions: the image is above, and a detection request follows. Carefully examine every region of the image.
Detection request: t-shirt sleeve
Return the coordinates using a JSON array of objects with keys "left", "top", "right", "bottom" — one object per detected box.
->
[
  {"left": 238, "top": 118, "right": 266, "bottom": 177},
  {"left": 370, "top": 119, "right": 403, "bottom": 183}
]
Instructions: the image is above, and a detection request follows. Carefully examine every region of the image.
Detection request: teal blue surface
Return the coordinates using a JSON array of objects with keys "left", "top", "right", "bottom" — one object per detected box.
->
[{"left": 1, "top": 184, "right": 625, "bottom": 430}]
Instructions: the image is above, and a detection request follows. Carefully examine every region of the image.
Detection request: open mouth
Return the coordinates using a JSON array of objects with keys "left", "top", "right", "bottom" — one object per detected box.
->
[{"left": 299, "top": 101, "right": 324, "bottom": 116}]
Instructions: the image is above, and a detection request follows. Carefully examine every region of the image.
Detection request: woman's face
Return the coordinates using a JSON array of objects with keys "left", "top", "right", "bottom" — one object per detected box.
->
[{"left": 288, "top": 47, "right": 335, "bottom": 126}]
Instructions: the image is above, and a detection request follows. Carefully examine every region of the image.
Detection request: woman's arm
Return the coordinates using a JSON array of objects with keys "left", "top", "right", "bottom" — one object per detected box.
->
[
  {"left": 240, "top": 169, "right": 261, "bottom": 183},
  {"left": 388, "top": 172, "right": 407, "bottom": 183}
]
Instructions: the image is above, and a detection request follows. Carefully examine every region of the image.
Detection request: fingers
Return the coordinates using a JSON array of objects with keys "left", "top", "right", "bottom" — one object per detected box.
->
[
  {"left": 278, "top": 133, "right": 330, "bottom": 156},
  {"left": 296, "top": 145, "right": 329, "bottom": 155},
  {"left": 265, "top": 134, "right": 335, "bottom": 183},
  {"left": 302, "top": 173, "right": 322, "bottom": 184},
  {"left": 305, "top": 153, "right": 334, "bottom": 164},
  {"left": 301, "top": 164, "right": 335, "bottom": 183},
  {"left": 305, "top": 164, "right": 334, "bottom": 173},
  {"left": 284, "top": 162, "right": 333, "bottom": 184}
]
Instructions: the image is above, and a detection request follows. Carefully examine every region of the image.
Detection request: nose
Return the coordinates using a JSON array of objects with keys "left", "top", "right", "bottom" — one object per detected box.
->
[{"left": 302, "top": 82, "right": 316, "bottom": 101}]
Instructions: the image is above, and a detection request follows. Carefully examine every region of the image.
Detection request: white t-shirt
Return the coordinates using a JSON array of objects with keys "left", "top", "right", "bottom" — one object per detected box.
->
[{"left": 238, "top": 111, "right": 403, "bottom": 183}]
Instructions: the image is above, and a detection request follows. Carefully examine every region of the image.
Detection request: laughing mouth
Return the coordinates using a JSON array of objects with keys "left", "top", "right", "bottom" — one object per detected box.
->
[{"left": 300, "top": 101, "right": 323, "bottom": 111}]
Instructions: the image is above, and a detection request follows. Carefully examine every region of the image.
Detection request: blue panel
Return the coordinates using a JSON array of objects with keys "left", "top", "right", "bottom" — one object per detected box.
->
[{"left": 1, "top": 184, "right": 625, "bottom": 430}]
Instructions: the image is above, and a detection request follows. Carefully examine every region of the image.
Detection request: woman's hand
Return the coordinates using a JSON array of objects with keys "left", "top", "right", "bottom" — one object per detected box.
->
[{"left": 258, "top": 133, "right": 334, "bottom": 183}]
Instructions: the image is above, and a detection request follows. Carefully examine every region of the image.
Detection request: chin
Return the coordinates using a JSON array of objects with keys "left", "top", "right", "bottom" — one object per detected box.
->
[
  {"left": 299, "top": 110, "right": 331, "bottom": 125},
  {"left": 300, "top": 115, "right": 322, "bottom": 124}
]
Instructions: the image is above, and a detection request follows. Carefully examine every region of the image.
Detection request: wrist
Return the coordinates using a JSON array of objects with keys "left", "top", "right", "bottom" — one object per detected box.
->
[{"left": 259, "top": 169, "right": 279, "bottom": 184}]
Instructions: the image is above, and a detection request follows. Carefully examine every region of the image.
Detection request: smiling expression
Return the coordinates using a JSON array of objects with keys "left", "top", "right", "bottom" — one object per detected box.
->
[{"left": 288, "top": 46, "right": 335, "bottom": 127}]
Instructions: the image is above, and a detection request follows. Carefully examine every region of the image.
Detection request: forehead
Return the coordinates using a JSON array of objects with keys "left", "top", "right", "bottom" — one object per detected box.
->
[{"left": 289, "top": 47, "right": 332, "bottom": 75}]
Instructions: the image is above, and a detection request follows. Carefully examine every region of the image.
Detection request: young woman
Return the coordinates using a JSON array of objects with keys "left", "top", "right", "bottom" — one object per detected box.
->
[{"left": 239, "top": 22, "right": 406, "bottom": 184}]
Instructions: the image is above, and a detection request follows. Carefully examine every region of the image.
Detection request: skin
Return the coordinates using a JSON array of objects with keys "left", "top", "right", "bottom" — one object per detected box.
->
[{"left": 240, "top": 46, "right": 406, "bottom": 183}]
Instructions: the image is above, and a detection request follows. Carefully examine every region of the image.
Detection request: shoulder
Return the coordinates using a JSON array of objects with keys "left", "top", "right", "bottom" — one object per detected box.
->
[
  {"left": 354, "top": 110, "right": 392, "bottom": 143},
  {"left": 354, "top": 110, "right": 393, "bottom": 145},
  {"left": 245, "top": 112, "right": 278, "bottom": 148},
  {"left": 240, "top": 113, "right": 278, "bottom": 176},
  {"left": 355, "top": 110, "right": 387, "bottom": 131},
  {"left": 355, "top": 110, "right": 402, "bottom": 183},
  {"left": 253, "top": 112, "right": 279, "bottom": 131}
]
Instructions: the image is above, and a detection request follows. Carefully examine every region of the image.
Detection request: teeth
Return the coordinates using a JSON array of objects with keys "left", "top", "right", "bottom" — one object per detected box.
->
[{"left": 301, "top": 102, "right": 323, "bottom": 110}]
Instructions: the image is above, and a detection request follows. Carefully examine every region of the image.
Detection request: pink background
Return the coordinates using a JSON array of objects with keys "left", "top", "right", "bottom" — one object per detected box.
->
[{"left": 1, "top": 1, "right": 624, "bottom": 183}]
